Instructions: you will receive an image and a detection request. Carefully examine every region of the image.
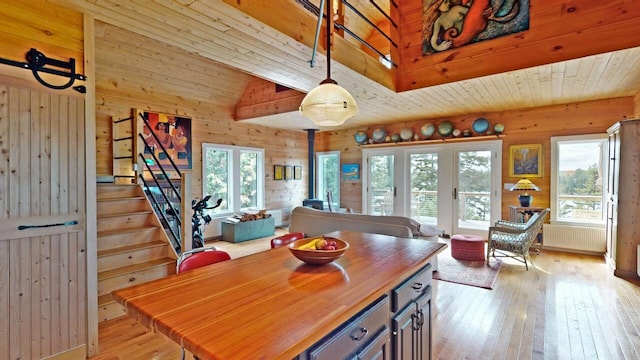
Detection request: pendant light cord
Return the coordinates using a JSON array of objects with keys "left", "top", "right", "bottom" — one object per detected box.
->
[
  {"left": 320, "top": 0, "right": 337, "bottom": 85},
  {"left": 326, "top": 0, "right": 331, "bottom": 81}
]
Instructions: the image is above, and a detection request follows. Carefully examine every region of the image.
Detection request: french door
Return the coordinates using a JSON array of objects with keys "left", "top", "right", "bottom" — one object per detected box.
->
[{"left": 363, "top": 140, "right": 502, "bottom": 236}]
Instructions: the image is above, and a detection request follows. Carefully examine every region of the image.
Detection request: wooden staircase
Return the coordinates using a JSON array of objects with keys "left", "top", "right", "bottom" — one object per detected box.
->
[{"left": 97, "top": 183, "right": 178, "bottom": 322}]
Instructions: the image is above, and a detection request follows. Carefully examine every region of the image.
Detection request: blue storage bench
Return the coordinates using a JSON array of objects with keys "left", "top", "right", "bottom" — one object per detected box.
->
[{"left": 221, "top": 217, "right": 275, "bottom": 243}]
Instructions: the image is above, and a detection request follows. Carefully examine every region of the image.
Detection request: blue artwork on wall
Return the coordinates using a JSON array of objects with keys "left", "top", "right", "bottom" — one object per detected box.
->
[{"left": 342, "top": 163, "right": 360, "bottom": 181}]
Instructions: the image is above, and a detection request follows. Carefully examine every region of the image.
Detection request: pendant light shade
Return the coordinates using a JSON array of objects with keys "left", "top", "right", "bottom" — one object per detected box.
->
[
  {"left": 299, "top": 81, "right": 359, "bottom": 126},
  {"left": 299, "top": 0, "right": 358, "bottom": 126}
]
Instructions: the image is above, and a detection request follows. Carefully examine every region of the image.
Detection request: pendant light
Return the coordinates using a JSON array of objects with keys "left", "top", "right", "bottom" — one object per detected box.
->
[{"left": 299, "top": 0, "right": 358, "bottom": 126}]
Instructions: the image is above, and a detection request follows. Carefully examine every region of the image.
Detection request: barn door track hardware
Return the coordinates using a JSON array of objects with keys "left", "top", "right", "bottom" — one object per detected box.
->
[{"left": 0, "top": 48, "right": 86, "bottom": 93}]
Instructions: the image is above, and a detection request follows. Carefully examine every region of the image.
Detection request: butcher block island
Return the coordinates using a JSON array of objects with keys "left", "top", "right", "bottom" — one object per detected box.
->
[{"left": 112, "top": 230, "right": 446, "bottom": 359}]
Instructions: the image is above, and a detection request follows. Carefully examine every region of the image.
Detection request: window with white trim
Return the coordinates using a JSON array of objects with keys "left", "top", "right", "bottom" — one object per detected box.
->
[
  {"left": 550, "top": 134, "right": 608, "bottom": 225},
  {"left": 316, "top": 151, "right": 340, "bottom": 210},
  {"left": 202, "top": 143, "right": 265, "bottom": 215}
]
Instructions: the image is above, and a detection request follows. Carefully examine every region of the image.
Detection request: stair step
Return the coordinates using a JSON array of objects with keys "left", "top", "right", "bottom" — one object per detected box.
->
[
  {"left": 97, "top": 225, "right": 159, "bottom": 238},
  {"left": 98, "top": 258, "right": 176, "bottom": 297},
  {"left": 98, "top": 241, "right": 167, "bottom": 257},
  {"left": 98, "top": 226, "right": 165, "bottom": 251},
  {"left": 98, "top": 241, "right": 170, "bottom": 272},
  {"left": 98, "top": 258, "right": 176, "bottom": 281},
  {"left": 97, "top": 211, "right": 156, "bottom": 233},
  {"left": 98, "top": 196, "right": 146, "bottom": 202},
  {"left": 98, "top": 294, "right": 126, "bottom": 322},
  {"left": 97, "top": 197, "right": 149, "bottom": 216},
  {"left": 98, "top": 293, "right": 114, "bottom": 307},
  {"left": 97, "top": 184, "right": 142, "bottom": 199},
  {"left": 98, "top": 210, "right": 153, "bottom": 219}
]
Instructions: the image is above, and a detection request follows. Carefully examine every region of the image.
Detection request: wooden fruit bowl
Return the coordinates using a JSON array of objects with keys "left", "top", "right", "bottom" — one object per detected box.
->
[{"left": 288, "top": 237, "right": 349, "bottom": 265}]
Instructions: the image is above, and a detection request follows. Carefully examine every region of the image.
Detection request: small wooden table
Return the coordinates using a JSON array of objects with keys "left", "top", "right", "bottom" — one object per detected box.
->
[{"left": 112, "top": 230, "right": 446, "bottom": 359}]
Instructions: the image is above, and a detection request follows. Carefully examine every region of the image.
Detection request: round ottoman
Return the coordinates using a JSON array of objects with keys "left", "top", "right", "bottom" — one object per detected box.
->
[{"left": 450, "top": 234, "right": 485, "bottom": 261}]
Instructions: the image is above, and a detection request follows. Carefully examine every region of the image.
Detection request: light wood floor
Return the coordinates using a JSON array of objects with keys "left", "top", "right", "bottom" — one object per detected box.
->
[{"left": 89, "top": 237, "right": 640, "bottom": 360}]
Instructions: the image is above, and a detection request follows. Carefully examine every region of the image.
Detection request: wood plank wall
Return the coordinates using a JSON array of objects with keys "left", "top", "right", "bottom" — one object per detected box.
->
[
  {"left": 94, "top": 22, "right": 309, "bottom": 217},
  {"left": 315, "top": 96, "right": 635, "bottom": 220},
  {"left": 398, "top": 0, "right": 640, "bottom": 91},
  {"left": 0, "top": 0, "right": 84, "bottom": 87}
]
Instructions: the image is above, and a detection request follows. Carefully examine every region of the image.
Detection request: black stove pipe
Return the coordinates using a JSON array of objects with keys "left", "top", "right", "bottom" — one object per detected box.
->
[{"left": 305, "top": 129, "right": 317, "bottom": 199}]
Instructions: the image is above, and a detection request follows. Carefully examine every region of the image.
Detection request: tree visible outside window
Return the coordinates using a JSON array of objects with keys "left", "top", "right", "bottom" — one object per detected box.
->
[
  {"left": 240, "top": 151, "right": 259, "bottom": 208},
  {"left": 457, "top": 151, "right": 491, "bottom": 222},
  {"left": 317, "top": 151, "right": 340, "bottom": 209},
  {"left": 202, "top": 144, "right": 264, "bottom": 215},
  {"left": 410, "top": 153, "right": 438, "bottom": 222},
  {"left": 202, "top": 147, "right": 230, "bottom": 212},
  {"left": 551, "top": 135, "right": 607, "bottom": 224}
]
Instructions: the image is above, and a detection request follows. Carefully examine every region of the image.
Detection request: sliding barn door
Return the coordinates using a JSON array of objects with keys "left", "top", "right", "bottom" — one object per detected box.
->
[{"left": 0, "top": 85, "right": 87, "bottom": 359}]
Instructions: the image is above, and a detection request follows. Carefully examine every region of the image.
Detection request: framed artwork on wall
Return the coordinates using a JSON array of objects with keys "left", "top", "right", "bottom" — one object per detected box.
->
[
  {"left": 274, "top": 165, "right": 283, "bottom": 180},
  {"left": 136, "top": 109, "right": 192, "bottom": 170},
  {"left": 509, "top": 144, "right": 543, "bottom": 178},
  {"left": 284, "top": 165, "right": 293, "bottom": 180},
  {"left": 342, "top": 163, "right": 360, "bottom": 181},
  {"left": 294, "top": 166, "right": 302, "bottom": 180}
]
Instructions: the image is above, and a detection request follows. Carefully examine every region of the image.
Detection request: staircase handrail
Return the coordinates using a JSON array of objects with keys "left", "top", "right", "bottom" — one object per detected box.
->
[
  {"left": 138, "top": 112, "right": 182, "bottom": 178},
  {"left": 136, "top": 113, "right": 187, "bottom": 253},
  {"left": 138, "top": 171, "right": 182, "bottom": 253}
]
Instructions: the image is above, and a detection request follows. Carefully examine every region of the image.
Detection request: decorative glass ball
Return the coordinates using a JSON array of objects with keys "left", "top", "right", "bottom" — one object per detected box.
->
[
  {"left": 354, "top": 130, "right": 368, "bottom": 144},
  {"left": 400, "top": 128, "right": 413, "bottom": 141},
  {"left": 421, "top": 123, "right": 435, "bottom": 138},
  {"left": 372, "top": 127, "right": 386, "bottom": 143},
  {"left": 494, "top": 123, "right": 505, "bottom": 134}
]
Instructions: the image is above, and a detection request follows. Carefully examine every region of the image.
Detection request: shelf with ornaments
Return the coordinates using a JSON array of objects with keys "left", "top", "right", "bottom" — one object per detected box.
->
[
  {"left": 354, "top": 119, "right": 505, "bottom": 148},
  {"left": 358, "top": 134, "right": 505, "bottom": 148}
]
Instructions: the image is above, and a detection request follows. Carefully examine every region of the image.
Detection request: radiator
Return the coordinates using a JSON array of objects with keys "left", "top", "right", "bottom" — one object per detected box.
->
[{"left": 543, "top": 224, "right": 606, "bottom": 253}]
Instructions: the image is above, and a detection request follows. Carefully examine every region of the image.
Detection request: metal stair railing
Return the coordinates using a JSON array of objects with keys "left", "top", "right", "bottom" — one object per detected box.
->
[{"left": 136, "top": 112, "right": 184, "bottom": 254}]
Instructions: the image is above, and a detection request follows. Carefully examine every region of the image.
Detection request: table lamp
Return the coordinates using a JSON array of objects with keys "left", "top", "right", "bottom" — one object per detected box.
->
[{"left": 510, "top": 178, "right": 540, "bottom": 207}]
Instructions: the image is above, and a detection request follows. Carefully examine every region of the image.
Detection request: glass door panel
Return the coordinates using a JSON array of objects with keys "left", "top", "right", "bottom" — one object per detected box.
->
[
  {"left": 368, "top": 154, "right": 395, "bottom": 215},
  {"left": 409, "top": 152, "right": 438, "bottom": 225},
  {"left": 455, "top": 150, "right": 492, "bottom": 232}
]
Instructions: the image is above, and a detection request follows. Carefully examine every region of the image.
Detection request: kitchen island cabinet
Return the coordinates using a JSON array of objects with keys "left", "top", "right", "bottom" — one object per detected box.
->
[{"left": 112, "top": 230, "right": 446, "bottom": 359}]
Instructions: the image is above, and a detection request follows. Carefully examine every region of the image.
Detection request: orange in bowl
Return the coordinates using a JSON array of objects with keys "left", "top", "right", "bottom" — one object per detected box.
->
[{"left": 288, "top": 237, "right": 349, "bottom": 265}]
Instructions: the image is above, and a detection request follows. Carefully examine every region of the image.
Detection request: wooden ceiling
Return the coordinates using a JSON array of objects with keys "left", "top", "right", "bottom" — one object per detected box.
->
[{"left": 60, "top": 0, "right": 640, "bottom": 131}]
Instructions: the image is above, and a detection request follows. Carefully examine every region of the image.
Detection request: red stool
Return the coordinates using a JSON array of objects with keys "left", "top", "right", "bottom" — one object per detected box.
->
[{"left": 450, "top": 234, "right": 485, "bottom": 261}]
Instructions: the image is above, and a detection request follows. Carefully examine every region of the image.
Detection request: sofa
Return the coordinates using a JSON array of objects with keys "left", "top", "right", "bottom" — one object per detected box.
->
[{"left": 289, "top": 206, "right": 439, "bottom": 241}]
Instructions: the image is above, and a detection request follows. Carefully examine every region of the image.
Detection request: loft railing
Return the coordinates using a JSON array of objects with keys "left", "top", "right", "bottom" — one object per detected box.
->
[{"left": 297, "top": 0, "right": 398, "bottom": 67}]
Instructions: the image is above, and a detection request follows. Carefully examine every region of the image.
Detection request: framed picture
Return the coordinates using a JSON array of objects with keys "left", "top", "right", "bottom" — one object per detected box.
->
[
  {"left": 136, "top": 109, "right": 193, "bottom": 170},
  {"left": 274, "top": 165, "right": 283, "bottom": 180},
  {"left": 284, "top": 165, "right": 293, "bottom": 180},
  {"left": 509, "top": 144, "right": 543, "bottom": 178},
  {"left": 342, "top": 163, "right": 360, "bottom": 181},
  {"left": 294, "top": 166, "right": 302, "bottom": 180}
]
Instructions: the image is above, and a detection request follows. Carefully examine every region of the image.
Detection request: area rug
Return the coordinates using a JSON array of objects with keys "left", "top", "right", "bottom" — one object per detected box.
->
[{"left": 432, "top": 255, "right": 502, "bottom": 289}]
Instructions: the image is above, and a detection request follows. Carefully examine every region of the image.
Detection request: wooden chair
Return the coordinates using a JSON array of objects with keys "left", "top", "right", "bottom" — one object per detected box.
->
[
  {"left": 487, "top": 208, "right": 549, "bottom": 270},
  {"left": 270, "top": 232, "right": 305, "bottom": 249},
  {"left": 176, "top": 246, "right": 231, "bottom": 360}
]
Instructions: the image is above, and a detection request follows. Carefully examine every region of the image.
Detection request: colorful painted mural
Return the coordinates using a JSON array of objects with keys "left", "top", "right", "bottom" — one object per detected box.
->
[{"left": 423, "top": 0, "right": 529, "bottom": 54}]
